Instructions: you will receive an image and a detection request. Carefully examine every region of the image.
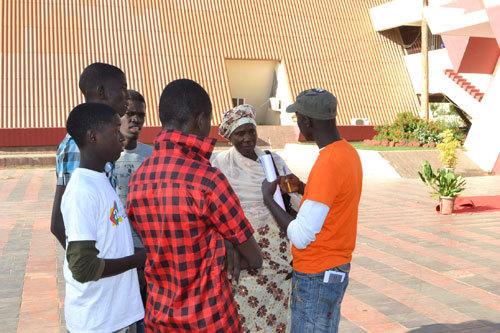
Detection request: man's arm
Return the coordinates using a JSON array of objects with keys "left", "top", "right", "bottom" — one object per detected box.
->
[
  {"left": 224, "top": 237, "right": 263, "bottom": 285},
  {"left": 235, "top": 237, "right": 262, "bottom": 269},
  {"left": 278, "top": 174, "right": 305, "bottom": 195},
  {"left": 50, "top": 185, "right": 67, "bottom": 249},
  {"left": 67, "top": 241, "right": 146, "bottom": 283},
  {"left": 221, "top": 225, "right": 262, "bottom": 287},
  {"left": 286, "top": 200, "right": 329, "bottom": 249},
  {"left": 263, "top": 179, "right": 330, "bottom": 250},
  {"left": 209, "top": 172, "right": 262, "bottom": 285},
  {"left": 262, "top": 179, "right": 295, "bottom": 232},
  {"left": 101, "top": 247, "right": 146, "bottom": 278},
  {"left": 53, "top": 135, "right": 79, "bottom": 249}
]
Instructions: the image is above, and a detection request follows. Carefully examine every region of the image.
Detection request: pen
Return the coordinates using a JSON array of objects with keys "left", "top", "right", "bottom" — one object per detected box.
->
[{"left": 282, "top": 166, "right": 292, "bottom": 193}]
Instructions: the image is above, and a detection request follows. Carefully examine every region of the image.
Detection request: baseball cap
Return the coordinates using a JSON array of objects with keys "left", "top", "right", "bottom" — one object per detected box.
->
[{"left": 286, "top": 88, "right": 337, "bottom": 120}]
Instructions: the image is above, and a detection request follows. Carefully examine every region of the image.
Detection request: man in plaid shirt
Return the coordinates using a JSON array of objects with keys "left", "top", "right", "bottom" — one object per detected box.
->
[
  {"left": 51, "top": 62, "right": 129, "bottom": 249},
  {"left": 55, "top": 134, "right": 117, "bottom": 187},
  {"left": 127, "top": 79, "right": 262, "bottom": 332}
]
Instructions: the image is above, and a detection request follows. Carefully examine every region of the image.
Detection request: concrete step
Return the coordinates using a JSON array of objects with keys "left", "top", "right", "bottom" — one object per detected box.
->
[
  {"left": 466, "top": 86, "right": 480, "bottom": 93},
  {"left": 379, "top": 150, "right": 488, "bottom": 178},
  {"left": 0, "top": 154, "right": 55, "bottom": 168},
  {"left": 453, "top": 77, "right": 466, "bottom": 84},
  {"left": 444, "top": 69, "right": 484, "bottom": 102},
  {"left": 1, "top": 147, "right": 489, "bottom": 180}
]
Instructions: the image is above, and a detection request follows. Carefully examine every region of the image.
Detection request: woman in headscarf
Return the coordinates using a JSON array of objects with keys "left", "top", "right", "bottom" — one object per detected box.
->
[{"left": 212, "top": 104, "right": 302, "bottom": 333}]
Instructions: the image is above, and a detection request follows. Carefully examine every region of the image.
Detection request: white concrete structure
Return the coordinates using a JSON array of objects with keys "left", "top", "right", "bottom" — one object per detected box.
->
[
  {"left": 404, "top": 49, "right": 489, "bottom": 120},
  {"left": 370, "top": 0, "right": 451, "bottom": 32},
  {"left": 423, "top": 0, "right": 500, "bottom": 172},
  {"left": 370, "top": 0, "right": 500, "bottom": 172},
  {"left": 423, "top": 5, "right": 494, "bottom": 37},
  {"left": 275, "top": 62, "right": 295, "bottom": 126},
  {"left": 226, "top": 60, "right": 294, "bottom": 126},
  {"left": 280, "top": 144, "right": 401, "bottom": 180},
  {"left": 463, "top": 61, "right": 500, "bottom": 171}
]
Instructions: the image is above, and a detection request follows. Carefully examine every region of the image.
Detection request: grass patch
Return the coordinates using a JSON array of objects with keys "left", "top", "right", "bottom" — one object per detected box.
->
[
  {"left": 297, "top": 141, "right": 438, "bottom": 151},
  {"left": 349, "top": 141, "right": 438, "bottom": 151}
]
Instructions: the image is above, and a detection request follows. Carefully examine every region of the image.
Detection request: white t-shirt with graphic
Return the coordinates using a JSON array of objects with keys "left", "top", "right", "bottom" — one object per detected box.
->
[
  {"left": 115, "top": 142, "right": 153, "bottom": 248},
  {"left": 61, "top": 168, "right": 144, "bottom": 333}
]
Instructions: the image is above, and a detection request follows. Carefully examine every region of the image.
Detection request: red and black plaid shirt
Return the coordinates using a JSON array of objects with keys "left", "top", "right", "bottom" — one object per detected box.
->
[{"left": 127, "top": 130, "right": 254, "bottom": 332}]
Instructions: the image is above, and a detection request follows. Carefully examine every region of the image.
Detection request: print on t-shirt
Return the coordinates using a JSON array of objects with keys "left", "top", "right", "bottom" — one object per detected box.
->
[{"left": 110, "top": 201, "right": 123, "bottom": 226}]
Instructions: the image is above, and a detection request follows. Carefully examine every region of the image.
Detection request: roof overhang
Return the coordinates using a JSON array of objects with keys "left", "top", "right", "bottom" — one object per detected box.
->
[
  {"left": 424, "top": 6, "right": 494, "bottom": 37},
  {"left": 484, "top": 0, "right": 500, "bottom": 9},
  {"left": 370, "top": 0, "right": 422, "bottom": 31},
  {"left": 370, "top": 0, "right": 451, "bottom": 32},
  {"left": 423, "top": 0, "right": 500, "bottom": 74}
]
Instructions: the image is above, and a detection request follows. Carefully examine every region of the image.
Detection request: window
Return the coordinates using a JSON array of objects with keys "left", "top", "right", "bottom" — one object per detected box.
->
[{"left": 232, "top": 98, "right": 245, "bottom": 107}]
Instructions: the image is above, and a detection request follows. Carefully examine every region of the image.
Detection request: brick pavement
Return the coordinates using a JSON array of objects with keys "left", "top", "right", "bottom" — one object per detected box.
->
[{"left": 1, "top": 168, "right": 500, "bottom": 332}]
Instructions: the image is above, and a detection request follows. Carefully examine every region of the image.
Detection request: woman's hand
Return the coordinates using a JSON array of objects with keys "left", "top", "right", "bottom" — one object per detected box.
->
[
  {"left": 223, "top": 239, "right": 241, "bottom": 286},
  {"left": 278, "top": 174, "right": 302, "bottom": 194},
  {"left": 261, "top": 179, "right": 279, "bottom": 202}
]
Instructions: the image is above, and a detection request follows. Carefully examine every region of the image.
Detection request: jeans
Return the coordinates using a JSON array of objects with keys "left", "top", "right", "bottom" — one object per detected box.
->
[
  {"left": 290, "top": 263, "right": 350, "bottom": 333},
  {"left": 114, "top": 323, "right": 137, "bottom": 333},
  {"left": 69, "top": 322, "right": 137, "bottom": 333},
  {"left": 135, "top": 319, "right": 145, "bottom": 333}
]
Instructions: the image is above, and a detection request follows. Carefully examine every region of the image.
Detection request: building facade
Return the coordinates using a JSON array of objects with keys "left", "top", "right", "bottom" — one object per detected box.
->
[
  {"left": 370, "top": 0, "right": 500, "bottom": 172},
  {"left": 1, "top": 0, "right": 419, "bottom": 147}
]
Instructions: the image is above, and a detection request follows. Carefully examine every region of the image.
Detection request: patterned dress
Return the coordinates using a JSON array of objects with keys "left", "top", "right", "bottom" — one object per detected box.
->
[
  {"left": 212, "top": 146, "right": 299, "bottom": 332},
  {"left": 233, "top": 223, "right": 292, "bottom": 333}
]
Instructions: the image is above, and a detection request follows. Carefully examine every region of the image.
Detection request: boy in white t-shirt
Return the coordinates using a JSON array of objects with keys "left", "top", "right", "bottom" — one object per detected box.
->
[{"left": 61, "top": 102, "right": 145, "bottom": 333}]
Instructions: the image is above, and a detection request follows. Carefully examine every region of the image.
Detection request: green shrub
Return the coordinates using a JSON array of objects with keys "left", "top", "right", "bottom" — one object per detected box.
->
[
  {"left": 374, "top": 112, "right": 465, "bottom": 145},
  {"left": 418, "top": 161, "right": 466, "bottom": 198},
  {"left": 413, "top": 122, "right": 442, "bottom": 144},
  {"left": 374, "top": 112, "right": 421, "bottom": 143}
]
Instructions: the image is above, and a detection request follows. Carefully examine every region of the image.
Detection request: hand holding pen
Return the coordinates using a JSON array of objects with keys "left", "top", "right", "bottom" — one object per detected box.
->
[
  {"left": 282, "top": 166, "right": 292, "bottom": 192},
  {"left": 279, "top": 167, "right": 303, "bottom": 194}
]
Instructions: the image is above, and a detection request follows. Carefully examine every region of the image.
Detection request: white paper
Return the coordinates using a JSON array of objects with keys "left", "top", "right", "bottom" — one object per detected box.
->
[
  {"left": 259, "top": 154, "right": 286, "bottom": 211},
  {"left": 323, "top": 271, "right": 346, "bottom": 283}
]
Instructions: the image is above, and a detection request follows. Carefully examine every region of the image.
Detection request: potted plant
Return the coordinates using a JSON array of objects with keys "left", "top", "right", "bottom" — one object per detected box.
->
[
  {"left": 418, "top": 161, "right": 466, "bottom": 215},
  {"left": 437, "top": 129, "right": 460, "bottom": 172}
]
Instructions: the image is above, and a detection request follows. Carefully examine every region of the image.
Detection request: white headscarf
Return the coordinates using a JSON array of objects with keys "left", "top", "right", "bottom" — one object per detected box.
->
[
  {"left": 218, "top": 104, "right": 257, "bottom": 139},
  {"left": 211, "top": 146, "right": 301, "bottom": 229}
]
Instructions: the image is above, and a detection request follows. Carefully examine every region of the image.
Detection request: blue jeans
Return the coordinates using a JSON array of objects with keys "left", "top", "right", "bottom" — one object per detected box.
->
[
  {"left": 291, "top": 263, "right": 350, "bottom": 333},
  {"left": 135, "top": 319, "right": 145, "bottom": 333}
]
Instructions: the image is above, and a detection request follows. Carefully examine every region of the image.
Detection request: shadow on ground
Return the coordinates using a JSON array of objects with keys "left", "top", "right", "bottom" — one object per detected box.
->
[
  {"left": 408, "top": 320, "right": 500, "bottom": 332},
  {"left": 379, "top": 150, "right": 488, "bottom": 178}
]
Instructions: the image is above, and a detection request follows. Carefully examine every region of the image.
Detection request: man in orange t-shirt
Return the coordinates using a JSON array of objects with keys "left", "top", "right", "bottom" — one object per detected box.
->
[{"left": 262, "top": 88, "right": 362, "bottom": 333}]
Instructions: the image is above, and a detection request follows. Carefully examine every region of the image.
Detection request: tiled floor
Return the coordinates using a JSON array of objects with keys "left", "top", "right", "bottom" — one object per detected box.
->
[{"left": 1, "top": 168, "right": 500, "bottom": 332}]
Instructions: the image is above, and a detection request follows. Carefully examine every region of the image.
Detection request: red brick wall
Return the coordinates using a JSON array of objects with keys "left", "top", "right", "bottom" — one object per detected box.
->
[
  {"left": 0, "top": 127, "right": 226, "bottom": 148},
  {"left": 298, "top": 126, "right": 376, "bottom": 142},
  {"left": 0, "top": 125, "right": 375, "bottom": 148},
  {"left": 0, "top": 128, "right": 68, "bottom": 147}
]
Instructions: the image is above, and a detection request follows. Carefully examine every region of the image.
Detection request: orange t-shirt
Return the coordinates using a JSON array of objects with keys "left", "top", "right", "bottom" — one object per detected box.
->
[{"left": 292, "top": 139, "right": 363, "bottom": 274}]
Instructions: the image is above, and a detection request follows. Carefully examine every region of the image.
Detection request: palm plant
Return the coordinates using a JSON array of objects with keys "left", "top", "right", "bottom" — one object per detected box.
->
[{"left": 418, "top": 161, "right": 466, "bottom": 198}]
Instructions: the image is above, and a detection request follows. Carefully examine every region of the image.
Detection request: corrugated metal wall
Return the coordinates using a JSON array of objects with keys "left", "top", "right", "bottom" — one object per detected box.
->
[{"left": 1, "top": 0, "right": 419, "bottom": 129}]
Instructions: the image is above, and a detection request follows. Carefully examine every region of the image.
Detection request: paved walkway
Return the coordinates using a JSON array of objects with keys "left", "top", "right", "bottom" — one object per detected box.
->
[
  {"left": 379, "top": 150, "right": 488, "bottom": 178},
  {"left": 1, "top": 168, "right": 500, "bottom": 332}
]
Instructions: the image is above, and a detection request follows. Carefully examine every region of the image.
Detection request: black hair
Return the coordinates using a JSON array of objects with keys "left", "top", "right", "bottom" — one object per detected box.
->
[
  {"left": 159, "top": 79, "right": 212, "bottom": 127},
  {"left": 127, "top": 89, "right": 145, "bottom": 104},
  {"left": 66, "top": 103, "right": 118, "bottom": 148},
  {"left": 79, "top": 63, "right": 125, "bottom": 100}
]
